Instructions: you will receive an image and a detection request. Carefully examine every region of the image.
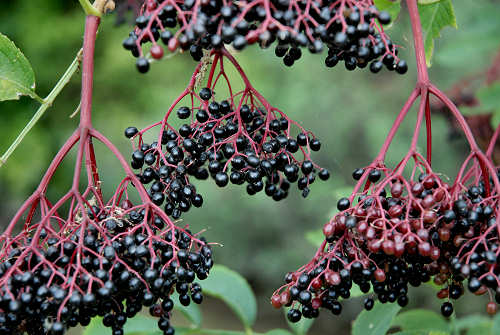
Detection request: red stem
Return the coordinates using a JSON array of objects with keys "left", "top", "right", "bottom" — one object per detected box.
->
[{"left": 406, "top": 0, "right": 429, "bottom": 86}]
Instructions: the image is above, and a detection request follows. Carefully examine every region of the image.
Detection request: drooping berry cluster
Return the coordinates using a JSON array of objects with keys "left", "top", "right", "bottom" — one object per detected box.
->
[
  {"left": 123, "top": 0, "right": 406, "bottom": 74},
  {"left": 271, "top": 83, "right": 500, "bottom": 321},
  {"left": 125, "top": 49, "right": 330, "bottom": 219},
  {"left": 0, "top": 16, "right": 215, "bottom": 335},
  {"left": 0, "top": 195, "right": 213, "bottom": 335}
]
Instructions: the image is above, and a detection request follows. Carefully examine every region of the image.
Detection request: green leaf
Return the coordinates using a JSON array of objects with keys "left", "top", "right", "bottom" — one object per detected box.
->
[
  {"left": 123, "top": 315, "right": 159, "bottom": 334},
  {"left": 352, "top": 302, "right": 401, "bottom": 335},
  {"left": 392, "top": 309, "right": 449, "bottom": 333},
  {"left": 202, "top": 265, "right": 257, "bottom": 328},
  {"left": 83, "top": 317, "right": 108, "bottom": 335},
  {"left": 373, "top": 0, "right": 401, "bottom": 25},
  {"left": 172, "top": 293, "right": 203, "bottom": 327},
  {"left": 284, "top": 306, "right": 315, "bottom": 335},
  {"left": 418, "top": 0, "right": 457, "bottom": 67},
  {"left": 348, "top": 284, "right": 370, "bottom": 299},
  {"left": 466, "top": 321, "right": 492, "bottom": 335},
  {"left": 454, "top": 315, "right": 491, "bottom": 331},
  {"left": 305, "top": 229, "right": 324, "bottom": 247},
  {"left": 0, "top": 33, "right": 38, "bottom": 101}
]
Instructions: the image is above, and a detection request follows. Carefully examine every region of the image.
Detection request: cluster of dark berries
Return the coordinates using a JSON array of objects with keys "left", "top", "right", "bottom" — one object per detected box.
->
[
  {"left": 122, "top": 0, "right": 406, "bottom": 74},
  {"left": 125, "top": 81, "right": 329, "bottom": 219},
  {"left": 272, "top": 161, "right": 500, "bottom": 321},
  {"left": 0, "top": 201, "right": 213, "bottom": 335}
]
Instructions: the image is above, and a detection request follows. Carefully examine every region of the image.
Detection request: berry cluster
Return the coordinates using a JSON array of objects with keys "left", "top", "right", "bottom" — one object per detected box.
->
[
  {"left": 0, "top": 198, "right": 212, "bottom": 335},
  {"left": 273, "top": 159, "right": 500, "bottom": 322},
  {"left": 271, "top": 82, "right": 500, "bottom": 321},
  {"left": 123, "top": 0, "right": 406, "bottom": 74},
  {"left": 0, "top": 16, "right": 215, "bottom": 334},
  {"left": 126, "top": 49, "right": 330, "bottom": 219}
]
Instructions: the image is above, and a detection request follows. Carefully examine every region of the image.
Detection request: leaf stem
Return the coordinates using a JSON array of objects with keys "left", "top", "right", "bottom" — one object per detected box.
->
[
  {"left": 78, "top": 0, "right": 102, "bottom": 17},
  {"left": 0, "top": 49, "right": 83, "bottom": 168}
]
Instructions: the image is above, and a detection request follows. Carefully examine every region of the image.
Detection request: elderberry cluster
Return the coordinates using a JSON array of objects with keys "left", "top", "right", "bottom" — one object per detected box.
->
[
  {"left": 125, "top": 87, "right": 330, "bottom": 219},
  {"left": 0, "top": 203, "right": 213, "bottom": 335},
  {"left": 122, "top": 0, "right": 406, "bottom": 74},
  {"left": 272, "top": 167, "right": 500, "bottom": 321}
]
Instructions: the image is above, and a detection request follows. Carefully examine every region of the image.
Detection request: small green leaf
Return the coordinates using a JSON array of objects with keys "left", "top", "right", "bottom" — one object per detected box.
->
[
  {"left": 392, "top": 309, "right": 449, "bottom": 333},
  {"left": 418, "top": 0, "right": 457, "bottom": 67},
  {"left": 373, "top": 0, "right": 401, "bottom": 25},
  {"left": 352, "top": 302, "right": 401, "bottom": 335},
  {"left": 305, "top": 229, "right": 324, "bottom": 247},
  {"left": 202, "top": 265, "right": 257, "bottom": 328},
  {"left": 0, "top": 33, "right": 38, "bottom": 101},
  {"left": 477, "top": 83, "right": 500, "bottom": 111},
  {"left": 172, "top": 293, "right": 203, "bottom": 327},
  {"left": 284, "top": 306, "right": 315, "bottom": 335}
]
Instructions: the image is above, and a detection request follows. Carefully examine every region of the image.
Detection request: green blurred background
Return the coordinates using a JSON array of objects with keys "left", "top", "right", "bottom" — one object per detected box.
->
[{"left": 1, "top": 0, "right": 500, "bottom": 333}]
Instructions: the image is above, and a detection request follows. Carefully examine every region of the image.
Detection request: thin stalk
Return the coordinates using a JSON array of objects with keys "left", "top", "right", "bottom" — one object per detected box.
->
[
  {"left": 0, "top": 49, "right": 83, "bottom": 167},
  {"left": 78, "top": 0, "right": 102, "bottom": 17},
  {"left": 406, "top": 0, "right": 430, "bottom": 85}
]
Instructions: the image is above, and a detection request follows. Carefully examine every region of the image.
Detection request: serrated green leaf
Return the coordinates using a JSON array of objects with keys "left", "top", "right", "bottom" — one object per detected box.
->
[
  {"left": 172, "top": 292, "right": 203, "bottom": 327},
  {"left": 202, "top": 265, "right": 257, "bottom": 328},
  {"left": 418, "top": 0, "right": 457, "bottom": 67},
  {"left": 305, "top": 229, "right": 324, "bottom": 247},
  {"left": 373, "top": 0, "right": 401, "bottom": 25},
  {"left": 392, "top": 309, "right": 449, "bottom": 333},
  {"left": 477, "top": 83, "right": 500, "bottom": 111},
  {"left": 352, "top": 302, "right": 401, "bottom": 335},
  {"left": 284, "top": 306, "right": 315, "bottom": 335},
  {"left": 0, "top": 33, "right": 38, "bottom": 101}
]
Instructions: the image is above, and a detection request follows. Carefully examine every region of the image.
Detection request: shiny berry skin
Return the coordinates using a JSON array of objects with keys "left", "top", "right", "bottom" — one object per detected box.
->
[
  {"left": 199, "top": 88, "right": 212, "bottom": 100},
  {"left": 136, "top": 58, "right": 150, "bottom": 73},
  {"left": 124, "top": 127, "right": 139, "bottom": 138},
  {"left": 364, "top": 298, "right": 374, "bottom": 310},
  {"left": 150, "top": 44, "right": 164, "bottom": 59},
  {"left": 441, "top": 302, "right": 453, "bottom": 317}
]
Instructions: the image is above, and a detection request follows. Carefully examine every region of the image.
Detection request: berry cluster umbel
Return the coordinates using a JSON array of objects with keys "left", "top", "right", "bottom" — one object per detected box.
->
[
  {"left": 0, "top": 15, "right": 215, "bottom": 335},
  {"left": 123, "top": 0, "right": 406, "bottom": 74},
  {"left": 125, "top": 49, "right": 330, "bottom": 219},
  {"left": 272, "top": 155, "right": 500, "bottom": 322},
  {"left": 0, "top": 197, "right": 213, "bottom": 335}
]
